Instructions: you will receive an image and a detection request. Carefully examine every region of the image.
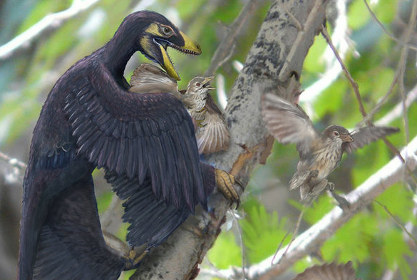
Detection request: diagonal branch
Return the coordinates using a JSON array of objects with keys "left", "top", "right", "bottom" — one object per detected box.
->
[
  {"left": 0, "top": 0, "right": 99, "bottom": 61},
  {"left": 200, "top": 135, "right": 417, "bottom": 280},
  {"left": 0, "top": 150, "right": 27, "bottom": 170},
  {"left": 204, "top": 0, "right": 263, "bottom": 76}
]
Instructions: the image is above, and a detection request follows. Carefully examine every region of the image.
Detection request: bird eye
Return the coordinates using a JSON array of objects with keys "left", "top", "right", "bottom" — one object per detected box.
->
[
  {"left": 333, "top": 131, "right": 340, "bottom": 137},
  {"left": 161, "top": 26, "right": 173, "bottom": 36},
  {"left": 195, "top": 82, "right": 201, "bottom": 87}
]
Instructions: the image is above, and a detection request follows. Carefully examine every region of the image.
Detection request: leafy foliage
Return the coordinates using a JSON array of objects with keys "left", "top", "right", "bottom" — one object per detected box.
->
[{"left": 0, "top": 0, "right": 416, "bottom": 279}]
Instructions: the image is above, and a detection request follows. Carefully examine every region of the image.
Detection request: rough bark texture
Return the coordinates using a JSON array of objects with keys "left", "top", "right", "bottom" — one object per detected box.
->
[{"left": 132, "top": 1, "right": 328, "bottom": 279}]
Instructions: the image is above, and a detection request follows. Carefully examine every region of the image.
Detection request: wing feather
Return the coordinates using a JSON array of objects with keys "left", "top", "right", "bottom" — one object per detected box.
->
[
  {"left": 343, "top": 126, "right": 399, "bottom": 153},
  {"left": 197, "top": 112, "right": 230, "bottom": 154},
  {"left": 64, "top": 61, "right": 206, "bottom": 212},
  {"left": 262, "top": 94, "right": 318, "bottom": 155}
]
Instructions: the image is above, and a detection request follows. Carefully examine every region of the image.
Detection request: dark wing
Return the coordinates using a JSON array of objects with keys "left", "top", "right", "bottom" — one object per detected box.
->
[
  {"left": 105, "top": 173, "right": 190, "bottom": 248},
  {"left": 262, "top": 93, "right": 318, "bottom": 155},
  {"left": 105, "top": 162, "right": 215, "bottom": 248},
  {"left": 33, "top": 177, "right": 124, "bottom": 280},
  {"left": 64, "top": 61, "right": 205, "bottom": 211},
  {"left": 343, "top": 126, "right": 399, "bottom": 153},
  {"left": 293, "top": 262, "right": 357, "bottom": 280}
]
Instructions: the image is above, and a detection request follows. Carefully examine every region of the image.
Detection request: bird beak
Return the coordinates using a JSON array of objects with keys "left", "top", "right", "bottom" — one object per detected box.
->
[
  {"left": 158, "top": 32, "right": 201, "bottom": 81},
  {"left": 142, "top": 30, "right": 201, "bottom": 81},
  {"left": 342, "top": 134, "right": 354, "bottom": 143},
  {"left": 202, "top": 76, "right": 215, "bottom": 90}
]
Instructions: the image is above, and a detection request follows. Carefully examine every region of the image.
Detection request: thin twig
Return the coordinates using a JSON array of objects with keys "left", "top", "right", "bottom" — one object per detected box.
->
[
  {"left": 300, "top": 0, "right": 350, "bottom": 104},
  {"left": 398, "top": 0, "right": 417, "bottom": 148},
  {"left": 321, "top": 24, "right": 405, "bottom": 164},
  {"left": 321, "top": 25, "right": 367, "bottom": 117},
  {"left": 360, "top": 74, "right": 399, "bottom": 126},
  {"left": 363, "top": 0, "right": 417, "bottom": 51},
  {"left": 0, "top": 151, "right": 27, "bottom": 169},
  {"left": 205, "top": 0, "right": 262, "bottom": 76},
  {"left": 231, "top": 211, "right": 247, "bottom": 280},
  {"left": 374, "top": 200, "right": 417, "bottom": 246},
  {"left": 275, "top": 205, "right": 306, "bottom": 265}
]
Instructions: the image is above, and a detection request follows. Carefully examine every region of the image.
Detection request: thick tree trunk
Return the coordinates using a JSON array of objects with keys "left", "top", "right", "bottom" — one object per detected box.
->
[{"left": 131, "top": 1, "right": 328, "bottom": 279}]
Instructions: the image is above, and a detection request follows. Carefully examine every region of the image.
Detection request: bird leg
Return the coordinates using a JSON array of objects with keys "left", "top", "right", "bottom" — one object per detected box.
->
[
  {"left": 326, "top": 181, "right": 335, "bottom": 191},
  {"left": 215, "top": 169, "right": 241, "bottom": 208},
  {"left": 326, "top": 184, "right": 351, "bottom": 211},
  {"left": 122, "top": 246, "right": 149, "bottom": 270}
]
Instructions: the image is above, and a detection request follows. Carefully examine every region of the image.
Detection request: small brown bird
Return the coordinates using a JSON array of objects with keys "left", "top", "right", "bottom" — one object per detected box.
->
[
  {"left": 183, "top": 77, "right": 230, "bottom": 154},
  {"left": 262, "top": 94, "right": 399, "bottom": 202},
  {"left": 130, "top": 64, "right": 230, "bottom": 154}
]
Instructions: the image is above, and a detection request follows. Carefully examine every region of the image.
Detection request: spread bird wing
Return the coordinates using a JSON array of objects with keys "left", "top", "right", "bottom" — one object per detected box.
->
[
  {"left": 64, "top": 61, "right": 205, "bottom": 212},
  {"left": 105, "top": 174, "right": 190, "bottom": 248},
  {"left": 343, "top": 126, "right": 399, "bottom": 153},
  {"left": 262, "top": 94, "right": 319, "bottom": 156},
  {"left": 105, "top": 162, "right": 215, "bottom": 248},
  {"left": 197, "top": 112, "right": 229, "bottom": 154},
  {"left": 33, "top": 177, "right": 124, "bottom": 280}
]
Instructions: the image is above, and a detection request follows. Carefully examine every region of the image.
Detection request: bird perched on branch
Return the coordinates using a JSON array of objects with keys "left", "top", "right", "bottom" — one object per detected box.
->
[
  {"left": 20, "top": 11, "right": 238, "bottom": 280},
  {"left": 262, "top": 94, "right": 399, "bottom": 202},
  {"left": 130, "top": 64, "right": 230, "bottom": 154},
  {"left": 183, "top": 77, "right": 230, "bottom": 154}
]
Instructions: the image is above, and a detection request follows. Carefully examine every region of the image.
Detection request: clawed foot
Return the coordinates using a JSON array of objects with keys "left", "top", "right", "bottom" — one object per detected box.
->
[
  {"left": 215, "top": 169, "right": 241, "bottom": 208},
  {"left": 123, "top": 247, "right": 149, "bottom": 270},
  {"left": 326, "top": 183, "right": 350, "bottom": 210},
  {"left": 326, "top": 182, "right": 335, "bottom": 192}
]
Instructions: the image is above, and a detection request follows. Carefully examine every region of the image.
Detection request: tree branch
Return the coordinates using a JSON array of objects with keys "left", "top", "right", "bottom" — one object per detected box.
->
[
  {"left": 0, "top": 150, "right": 27, "bottom": 170},
  {"left": 0, "top": 0, "right": 99, "bottom": 61},
  {"left": 131, "top": 1, "right": 329, "bottom": 279},
  {"left": 200, "top": 135, "right": 417, "bottom": 280},
  {"left": 204, "top": 0, "right": 262, "bottom": 76}
]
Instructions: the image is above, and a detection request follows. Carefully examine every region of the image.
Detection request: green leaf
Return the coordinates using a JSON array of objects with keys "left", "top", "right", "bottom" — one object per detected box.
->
[
  {"left": 240, "top": 198, "right": 288, "bottom": 263},
  {"left": 382, "top": 228, "right": 412, "bottom": 279},
  {"left": 207, "top": 231, "right": 242, "bottom": 269},
  {"left": 348, "top": 0, "right": 371, "bottom": 30},
  {"left": 321, "top": 213, "right": 378, "bottom": 263}
]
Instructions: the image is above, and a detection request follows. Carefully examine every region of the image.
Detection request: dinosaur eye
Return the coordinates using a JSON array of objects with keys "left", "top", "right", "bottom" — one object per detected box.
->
[
  {"left": 161, "top": 25, "right": 173, "bottom": 36},
  {"left": 333, "top": 131, "right": 340, "bottom": 137}
]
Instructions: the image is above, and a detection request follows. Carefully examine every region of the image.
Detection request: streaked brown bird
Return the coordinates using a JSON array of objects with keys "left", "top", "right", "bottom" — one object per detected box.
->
[
  {"left": 129, "top": 63, "right": 238, "bottom": 197},
  {"left": 293, "top": 261, "right": 358, "bottom": 280},
  {"left": 130, "top": 64, "right": 230, "bottom": 154},
  {"left": 262, "top": 94, "right": 399, "bottom": 202},
  {"left": 183, "top": 77, "right": 230, "bottom": 154}
]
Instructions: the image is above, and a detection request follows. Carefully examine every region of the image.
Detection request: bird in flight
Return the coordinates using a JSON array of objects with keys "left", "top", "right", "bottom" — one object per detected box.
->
[{"left": 262, "top": 93, "right": 399, "bottom": 202}]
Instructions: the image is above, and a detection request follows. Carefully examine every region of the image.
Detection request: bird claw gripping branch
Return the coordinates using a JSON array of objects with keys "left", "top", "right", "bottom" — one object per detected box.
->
[{"left": 215, "top": 169, "right": 241, "bottom": 208}]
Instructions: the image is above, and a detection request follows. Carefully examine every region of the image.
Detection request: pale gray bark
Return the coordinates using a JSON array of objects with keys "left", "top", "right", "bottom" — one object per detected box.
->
[{"left": 131, "top": 1, "right": 329, "bottom": 279}]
